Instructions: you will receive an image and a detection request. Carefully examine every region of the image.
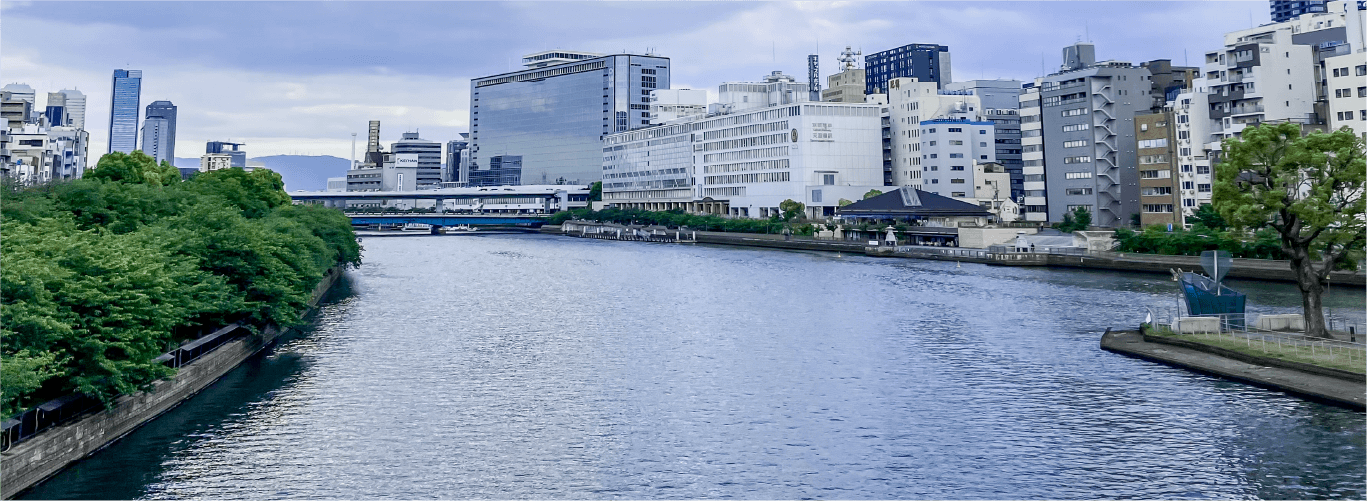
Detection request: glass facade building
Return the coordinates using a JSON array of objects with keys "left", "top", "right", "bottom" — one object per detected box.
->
[
  {"left": 468, "top": 155, "right": 522, "bottom": 187},
  {"left": 469, "top": 54, "right": 670, "bottom": 185},
  {"left": 107, "top": 69, "right": 142, "bottom": 154},
  {"left": 864, "top": 44, "right": 951, "bottom": 94},
  {"left": 144, "top": 100, "right": 177, "bottom": 163}
]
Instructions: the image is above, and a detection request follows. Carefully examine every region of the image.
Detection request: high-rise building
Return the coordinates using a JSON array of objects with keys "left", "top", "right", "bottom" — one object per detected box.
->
[
  {"left": 469, "top": 50, "right": 670, "bottom": 186},
  {"left": 1018, "top": 82, "right": 1048, "bottom": 223},
  {"left": 390, "top": 132, "right": 442, "bottom": 188},
  {"left": 107, "top": 69, "right": 142, "bottom": 154},
  {"left": 44, "top": 92, "right": 66, "bottom": 128},
  {"left": 1134, "top": 112, "right": 1181, "bottom": 227},
  {"left": 60, "top": 89, "right": 86, "bottom": 129},
  {"left": 144, "top": 100, "right": 177, "bottom": 163},
  {"left": 942, "top": 79, "right": 1025, "bottom": 199},
  {"left": 1, "top": 84, "right": 37, "bottom": 123},
  {"left": 140, "top": 118, "right": 171, "bottom": 165},
  {"left": 864, "top": 43, "right": 951, "bottom": 94},
  {"left": 445, "top": 134, "right": 470, "bottom": 184},
  {"left": 1272, "top": 0, "right": 1327, "bottom": 22},
  {"left": 1037, "top": 42, "right": 1154, "bottom": 228},
  {"left": 468, "top": 155, "right": 522, "bottom": 187}
]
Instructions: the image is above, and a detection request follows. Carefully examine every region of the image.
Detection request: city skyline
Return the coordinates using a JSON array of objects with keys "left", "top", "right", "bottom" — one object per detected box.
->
[{"left": 2, "top": 1, "right": 1270, "bottom": 159}]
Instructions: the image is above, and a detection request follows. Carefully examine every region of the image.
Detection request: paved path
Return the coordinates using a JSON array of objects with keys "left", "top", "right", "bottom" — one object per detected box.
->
[{"left": 1101, "top": 329, "right": 1366, "bottom": 409}]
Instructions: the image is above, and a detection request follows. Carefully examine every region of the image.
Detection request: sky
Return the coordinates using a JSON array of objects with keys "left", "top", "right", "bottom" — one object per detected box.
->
[{"left": 1, "top": 1, "right": 1271, "bottom": 160}]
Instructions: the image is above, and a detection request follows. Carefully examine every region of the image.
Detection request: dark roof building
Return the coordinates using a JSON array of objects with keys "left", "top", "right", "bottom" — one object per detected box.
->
[{"left": 838, "top": 186, "right": 993, "bottom": 220}]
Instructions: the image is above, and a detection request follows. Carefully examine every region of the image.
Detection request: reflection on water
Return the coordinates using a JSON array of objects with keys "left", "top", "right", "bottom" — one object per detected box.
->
[{"left": 23, "top": 234, "right": 1365, "bottom": 499}]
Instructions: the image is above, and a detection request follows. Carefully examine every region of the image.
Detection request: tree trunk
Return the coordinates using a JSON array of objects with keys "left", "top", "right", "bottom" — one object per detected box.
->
[{"left": 1289, "top": 250, "right": 1328, "bottom": 338}]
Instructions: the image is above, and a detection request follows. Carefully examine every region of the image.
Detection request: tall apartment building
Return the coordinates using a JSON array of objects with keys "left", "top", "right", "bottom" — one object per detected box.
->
[
  {"left": 864, "top": 43, "right": 951, "bottom": 94},
  {"left": 1138, "top": 60, "right": 1200, "bottom": 112},
  {"left": 943, "top": 79, "right": 1025, "bottom": 199},
  {"left": 1272, "top": 0, "right": 1328, "bottom": 22},
  {"left": 107, "top": 69, "right": 142, "bottom": 154},
  {"left": 140, "top": 118, "right": 172, "bottom": 165},
  {"left": 1170, "top": 89, "right": 1217, "bottom": 224},
  {"left": 602, "top": 74, "right": 883, "bottom": 219},
  {"left": 1037, "top": 42, "right": 1154, "bottom": 228},
  {"left": 4, "top": 122, "right": 90, "bottom": 184},
  {"left": 390, "top": 132, "right": 442, "bottom": 188},
  {"left": 446, "top": 134, "right": 470, "bottom": 184},
  {"left": 469, "top": 50, "right": 670, "bottom": 186},
  {"left": 44, "top": 92, "right": 67, "bottom": 128},
  {"left": 1018, "top": 82, "right": 1049, "bottom": 223},
  {"left": 1134, "top": 112, "right": 1181, "bottom": 226},
  {"left": 1322, "top": 1, "right": 1367, "bottom": 140},
  {"left": 884, "top": 77, "right": 983, "bottom": 188},
  {"left": 143, "top": 100, "right": 177, "bottom": 163},
  {"left": 205, "top": 141, "right": 246, "bottom": 168},
  {"left": 60, "top": 89, "right": 85, "bottom": 129}
]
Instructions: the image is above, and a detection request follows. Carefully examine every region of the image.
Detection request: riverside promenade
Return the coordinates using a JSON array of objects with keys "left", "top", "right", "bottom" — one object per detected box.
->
[
  {"left": 540, "top": 225, "right": 1366, "bottom": 286},
  {"left": 1101, "top": 329, "right": 1365, "bottom": 409}
]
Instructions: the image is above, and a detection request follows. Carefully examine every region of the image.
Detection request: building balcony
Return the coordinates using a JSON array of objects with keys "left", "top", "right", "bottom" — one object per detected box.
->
[{"left": 1231, "top": 105, "right": 1265, "bottom": 116}]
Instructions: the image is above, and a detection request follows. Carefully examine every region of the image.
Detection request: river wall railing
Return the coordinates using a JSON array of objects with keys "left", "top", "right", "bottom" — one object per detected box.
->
[
  {"left": 1145, "top": 308, "right": 1366, "bottom": 369},
  {"left": 560, "top": 221, "right": 698, "bottom": 243},
  {"left": 0, "top": 323, "right": 256, "bottom": 452}
]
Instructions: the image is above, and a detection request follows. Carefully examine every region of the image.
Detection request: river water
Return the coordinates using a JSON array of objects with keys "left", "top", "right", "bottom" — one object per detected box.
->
[{"left": 22, "top": 234, "right": 1366, "bottom": 499}]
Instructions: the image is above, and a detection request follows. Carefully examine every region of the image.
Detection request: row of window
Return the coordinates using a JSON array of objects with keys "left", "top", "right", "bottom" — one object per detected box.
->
[
  {"left": 1063, "top": 155, "right": 1092, "bottom": 164},
  {"left": 702, "top": 146, "right": 788, "bottom": 163},
  {"left": 1335, "top": 110, "right": 1366, "bottom": 121},
  {"left": 701, "top": 132, "right": 788, "bottom": 152},
  {"left": 702, "top": 159, "right": 789, "bottom": 174},
  {"left": 1332, "top": 87, "right": 1367, "bottom": 99},
  {"left": 701, "top": 121, "right": 789, "bottom": 141},
  {"left": 703, "top": 171, "right": 791, "bottom": 185},
  {"left": 1139, "top": 154, "right": 1169, "bottom": 164},
  {"left": 1329, "top": 65, "right": 1367, "bottom": 77},
  {"left": 1137, "top": 138, "right": 1168, "bottom": 149},
  {"left": 1061, "top": 124, "right": 1088, "bottom": 132},
  {"left": 1063, "top": 140, "right": 1087, "bottom": 148}
]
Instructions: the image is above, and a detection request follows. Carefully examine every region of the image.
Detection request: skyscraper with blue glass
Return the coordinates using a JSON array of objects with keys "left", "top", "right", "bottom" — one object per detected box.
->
[
  {"left": 107, "top": 69, "right": 142, "bottom": 154},
  {"left": 469, "top": 51, "right": 670, "bottom": 185}
]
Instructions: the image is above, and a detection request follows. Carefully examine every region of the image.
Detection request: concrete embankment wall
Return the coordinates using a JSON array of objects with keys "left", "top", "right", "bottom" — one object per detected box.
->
[{"left": 0, "top": 266, "right": 345, "bottom": 499}]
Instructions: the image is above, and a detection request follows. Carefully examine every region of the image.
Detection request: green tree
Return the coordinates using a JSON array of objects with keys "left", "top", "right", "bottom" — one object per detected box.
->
[
  {"left": 588, "top": 181, "right": 602, "bottom": 202},
  {"left": 1187, "top": 203, "right": 1228, "bottom": 230},
  {"left": 1054, "top": 206, "right": 1092, "bottom": 233},
  {"left": 1214, "top": 123, "right": 1366, "bottom": 338},
  {"left": 837, "top": 198, "right": 853, "bottom": 207},
  {"left": 863, "top": 189, "right": 883, "bottom": 200},
  {"left": 779, "top": 199, "right": 805, "bottom": 221}
]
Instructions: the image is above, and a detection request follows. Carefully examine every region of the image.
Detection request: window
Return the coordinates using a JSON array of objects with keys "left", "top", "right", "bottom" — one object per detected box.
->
[
  {"left": 929, "top": 141, "right": 937, "bottom": 146},
  {"left": 1062, "top": 108, "right": 1086, "bottom": 117},
  {"left": 812, "top": 189, "right": 822, "bottom": 203},
  {"left": 1064, "top": 155, "right": 1092, "bottom": 164},
  {"left": 1197, "top": 165, "right": 1210, "bottom": 174},
  {"left": 1144, "top": 204, "right": 1174, "bottom": 213},
  {"left": 822, "top": 173, "right": 835, "bottom": 185},
  {"left": 1064, "top": 171, "right": 1092, "bottom": 179},
  {"left": 979, "top": 142, "right": 987, "bottom": 147},
  {"left": 1067, "top": 204, "right": 1093, "bottom": 213},
  {"left": 1198, "top": 184, "right": 1212, "bottom": 193},
  {"left": 1140, "top": 170, "right": 1171, "bottom": 179},
  {"left": 949, "top": 153, "right": 964, "bottom": 158},
  {"left": 927, "top": 128, "right": 936, "bottom": 133},
  {"left": 1063, "top": 140, "right": 1088, "bottom": 148},
  {"left": 950, "top": 178, "right": 966, "bottom": 184},
  {"left": 979, "top": 130, "right": 987, "bottom": 135},
  {"left": 949, "top": 140, "right": 962, "bottom": 145},
  {"left": 1182, "top": 181, "right": 1194, "bottom": 190},
  {"left": 931, "top": 179, "right": 939, "bottom": 184},
  {"left": 1141, "top": 186, "right": 1172, "bottom": 196},
  {"left": 1062, "top": 124, "right": 1088, "bottom": 132},
  {"left": 948, "top": 127, "right": 963, "bottom": 132},
  {"left": 1181, "top": 164, "right": 1193, "bottom": 172},
  {"left": 1139, "top": 154, "right": 1169, "bottom": 164},
  {"left": 1065, "top": 188, "right": 1093, "bottom": 195},
  {"left": 1184, "top": 199, "right": 1197, "bottom": 207},
  {"left": 1138, "top": 138, "right": 1168, "bottom": 149},
  {"left": 950, "top": 165, "right": 965, "bottom": 171},
  {"left": 929, "top": 154, "right": 938, "bottom": 159},
  {"left": 952, "top": 192, "right": 967, "bottom": 197},
  {"left": 1358, "top": 87, "right": 1367, "bottom": 98},
  {"left": 1357, "top": 65, "right": 1367, "bottom": 76}
]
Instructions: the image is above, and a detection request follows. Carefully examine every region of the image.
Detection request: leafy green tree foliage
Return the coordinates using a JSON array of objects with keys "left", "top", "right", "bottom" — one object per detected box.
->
[
  {"left": 1214, "top": 123, "right": 1365, "bottom": 338},
  {"left": 1053, "top": 206, "right": 1092, "bottom": 233},
  {"left": 838, "top": 198, "right": 853, "bottom": 207},
  {"left": 863, "top": 189, "right": 883, "bottom": 200},
  {"left": 1113, "top": 226, "right": 1283, "bottom": 259},
  {"left": 589, "top": 181, "right": 602, "bottom": 202},
  {"left": 1187, "top": 204, "right": 1228, "bottom": 231},
  {"left": 0, "top": 166, "right": 361, "bottom": 417},
  {"left": 779, "top": 199, "right": 805, "bottom": 221}
]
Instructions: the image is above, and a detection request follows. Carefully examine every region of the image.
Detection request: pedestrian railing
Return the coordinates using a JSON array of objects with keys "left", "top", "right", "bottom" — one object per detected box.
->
[{"left": 1145, "top": 308, "right": 1367, "bottom": 368}]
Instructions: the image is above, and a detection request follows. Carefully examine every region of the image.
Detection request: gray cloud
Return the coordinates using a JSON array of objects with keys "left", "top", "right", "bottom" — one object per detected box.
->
[{"left": 2, "top": 1, "right": 1267, "bottom": 158}]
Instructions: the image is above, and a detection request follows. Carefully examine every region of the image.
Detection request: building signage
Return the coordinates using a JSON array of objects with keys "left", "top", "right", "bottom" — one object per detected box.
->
[
  {"left": 395, "top": 154, "right": 419, "bottom": 168},
  {"left": 811, "top": 123, "right": 834, "bottom": 142}
]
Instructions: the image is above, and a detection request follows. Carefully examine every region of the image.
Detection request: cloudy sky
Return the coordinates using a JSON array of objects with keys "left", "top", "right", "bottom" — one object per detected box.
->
[{"left": 2, "top": 1, "right": 1269, "bottom": 159}]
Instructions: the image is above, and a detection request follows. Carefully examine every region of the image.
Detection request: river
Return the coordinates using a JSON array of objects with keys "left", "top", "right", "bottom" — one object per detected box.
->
[{"left": 21, "top": 233, "right": 1366, "bottom": 499}]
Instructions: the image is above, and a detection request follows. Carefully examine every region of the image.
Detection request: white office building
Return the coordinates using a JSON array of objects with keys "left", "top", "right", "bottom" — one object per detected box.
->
[
  {"left": 4, "top": 123, "right": 89, "bottom": 184},
  {"left": 649, "top": 89, "right": 708, "bottom": 125},
  {"left": 884, "top": 77, "right": 984, "bottom": 188},
  {"left": 603, "top": 99, "right": 884, "bottom": 219}
]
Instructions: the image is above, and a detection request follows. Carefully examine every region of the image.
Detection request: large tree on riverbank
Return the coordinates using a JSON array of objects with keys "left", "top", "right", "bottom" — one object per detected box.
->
[{"left": 1213, "top": 123, "right": 1365, "bottom": 338}]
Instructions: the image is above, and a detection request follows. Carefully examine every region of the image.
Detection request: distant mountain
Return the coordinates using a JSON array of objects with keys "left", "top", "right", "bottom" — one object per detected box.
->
[
  {"left": 170, "top": 155, "right": 349, "bottom": 191},
  {"left": 250, "top": 155, "right": 350, "bottom": 192}
]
